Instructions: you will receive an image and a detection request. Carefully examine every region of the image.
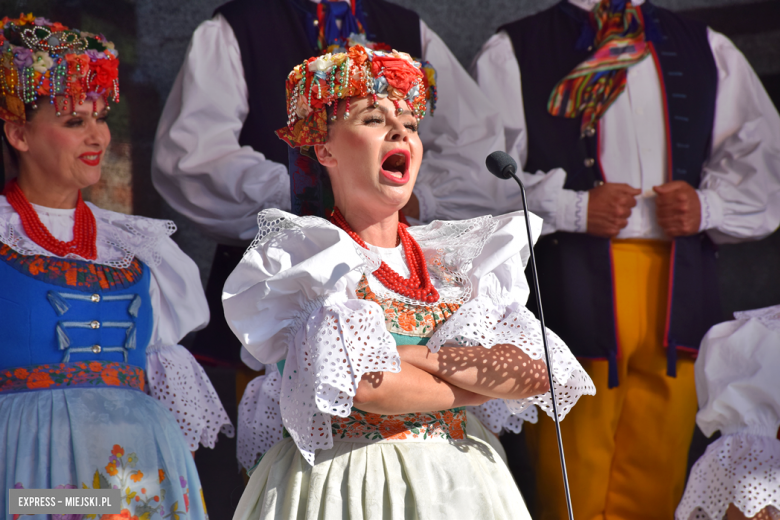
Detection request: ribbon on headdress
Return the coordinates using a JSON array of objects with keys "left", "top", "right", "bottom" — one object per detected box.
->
[{"left": 548, "top": 0, "right": 650, "bottom": 133}]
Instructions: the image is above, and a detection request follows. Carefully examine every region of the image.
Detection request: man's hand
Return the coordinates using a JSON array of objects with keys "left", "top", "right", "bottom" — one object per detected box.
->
[
  {"left": 653, "top": 181, "right": 701, "bottom": 237},
  {"left": 587, "top": 183, "right": 641, "bottom": 238}
]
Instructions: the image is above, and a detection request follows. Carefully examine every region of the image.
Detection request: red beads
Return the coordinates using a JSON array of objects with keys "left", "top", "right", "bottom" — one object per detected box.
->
[
  {"left": 330, "top": 207, "right": 439, "bottom": 303},
  {"left": 4, "top": 179, "right": 97, "bottom": 260}
]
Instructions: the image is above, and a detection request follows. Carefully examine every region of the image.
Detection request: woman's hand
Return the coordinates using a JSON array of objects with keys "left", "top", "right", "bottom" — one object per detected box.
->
[
  {"left": 352, "top": 360, "right": 490, "bottom": 415},
  {"left": 397, "top": 343, "right": 550, "bottom": 401}
]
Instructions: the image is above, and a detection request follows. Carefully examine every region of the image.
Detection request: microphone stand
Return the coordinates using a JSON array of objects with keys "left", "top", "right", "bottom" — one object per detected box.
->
[{"left": 508, "top": 170, "right": 575, "bottom": 520}]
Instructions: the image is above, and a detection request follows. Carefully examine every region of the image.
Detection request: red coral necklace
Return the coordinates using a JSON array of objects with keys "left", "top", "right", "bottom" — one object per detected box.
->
[
  {"left": 330, "top": 207, "right": 439, "bottom": 303},
  {"left": 4, "top": 179, "right": 97, "bottom": 260}
]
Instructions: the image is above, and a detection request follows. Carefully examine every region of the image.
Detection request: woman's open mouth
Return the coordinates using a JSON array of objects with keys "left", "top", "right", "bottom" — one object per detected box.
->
[
  {"left": 380, "top": 149, "right": 410, "bottom": 185},
  {"left": 79, "top": 151, "right": 102, "bottom": 166}
]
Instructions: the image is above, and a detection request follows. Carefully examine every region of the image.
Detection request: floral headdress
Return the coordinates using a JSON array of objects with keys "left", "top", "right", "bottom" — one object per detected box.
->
[
  {"left": 277, "top": 43, "right": 437, "bottom": 149},
  {"left": 0, "top": 14, "right": 120, "bottom": 124}
]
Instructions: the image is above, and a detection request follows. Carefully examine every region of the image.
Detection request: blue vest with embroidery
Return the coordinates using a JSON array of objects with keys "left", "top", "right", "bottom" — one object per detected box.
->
[
  {"left": 500, "top": 1, "right": 721, "bottom": 387},
  {"left": 0, "top": 246, "right": 153, "bottom": 370}
]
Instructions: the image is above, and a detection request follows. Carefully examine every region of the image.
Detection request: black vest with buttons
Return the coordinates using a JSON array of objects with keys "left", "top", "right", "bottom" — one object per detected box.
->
[
  {"left": 193, "top": 0, "right": 421, "bottom": 366},
  {"left": 500, "top": 1, "right": 721, "bottom": 386}
]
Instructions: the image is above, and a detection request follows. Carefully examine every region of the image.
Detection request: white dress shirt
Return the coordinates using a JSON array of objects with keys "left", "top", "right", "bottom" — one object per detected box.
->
[
  {"left": 152, "top": 8, "right": 511, "bottom": 244},
  {"left": 471, "top": 0, "right": 780, "bottom": 242},
  {"left": 675, "top": 305, "right": 780, "bottom": 520}
]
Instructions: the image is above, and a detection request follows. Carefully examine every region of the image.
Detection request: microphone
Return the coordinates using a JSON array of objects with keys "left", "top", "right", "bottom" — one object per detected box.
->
[
  {"left": 485, "top": 150, "right": 516, "bottom": 179},
  {"left": 486, "top": 151, "right": 575, "bottom": 520}
]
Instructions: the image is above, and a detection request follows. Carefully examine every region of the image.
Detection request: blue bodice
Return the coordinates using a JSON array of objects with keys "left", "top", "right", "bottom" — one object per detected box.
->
[{"left": 0, "top": 246, "right": 153, "bottom": 370}]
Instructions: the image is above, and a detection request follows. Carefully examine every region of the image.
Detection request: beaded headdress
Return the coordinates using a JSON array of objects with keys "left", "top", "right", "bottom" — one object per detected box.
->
[
  {"left": 0, "top": 14, "right": 120, "bottom": 124},
  {"left": 277, "top": 43, "right": 437, "bottom": 149}
]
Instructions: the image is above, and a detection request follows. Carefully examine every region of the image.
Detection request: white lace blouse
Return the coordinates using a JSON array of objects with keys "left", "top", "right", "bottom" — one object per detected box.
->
[
  {"left": 0, "top": 196, "right": 235, "bottom": 451},
  {"left": 676, "top": 305, "right": 780, "bottom": 520},
  {"left": 223, "top": 208, "right": 595, "bottom": 466}
]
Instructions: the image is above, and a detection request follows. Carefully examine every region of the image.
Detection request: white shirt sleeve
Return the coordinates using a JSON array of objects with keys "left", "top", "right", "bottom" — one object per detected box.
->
[
  {"left": 697, "top": 29, "right": 780, "bottom": 244},
  {"left": 147, "top": 236, "right": 210, "bottom": 347},
  {"left": 414, "top": 22, "right": 550, "bottom": 224},
  {"left": 145, "top": 236, "right": 235, "bottom": 450},
  {"left": 470, "top": 31, "right": 584, "bottom": 235},
  {"left": 151, "top": 14, "right": 291, "bottom": 246}
]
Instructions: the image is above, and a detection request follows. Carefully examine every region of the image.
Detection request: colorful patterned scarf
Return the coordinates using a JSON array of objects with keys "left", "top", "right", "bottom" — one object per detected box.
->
[{"left": 548, "top": 0, "right": 650, "bottom": 133}]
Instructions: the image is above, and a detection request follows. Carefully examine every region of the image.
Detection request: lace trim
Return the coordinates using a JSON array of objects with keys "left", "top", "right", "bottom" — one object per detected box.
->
[
  {"left": 698, "top": 189, "right": 713, "bottom": 232},
  {"left": 677, "top": 433, "right": 780, "bottom": 520},
  {"left": 146, "top": 344, "right": 235, "bottom": 450},
  {"left": 0, "top": 201, "right": 175, "bottom": 268},
  {"left": 249, "top": 210, "right": 499, "bottom": 307},
  {"left": 237, "top": 366, "right": 283, "bottom": 471},
  {"left": 734, "top": 304, "right": 780, "bottom": 333},
  {"left": 280, "top": 300, "right": 400, "bottom": 465},
  {"left": 574, "top": 191, "right": 587, "bottom": 233},
  {"left": 371, "top": 216, "right": 497, "bottom": 306},
  {"left": 468, "top": 401, "right": 538, "bottom": 434},
  {"left": 247, "top": 211, "right": 323, "bottom": 255},
  {"left": 427, "top": 296, "right": 596, "bottom": 420}
]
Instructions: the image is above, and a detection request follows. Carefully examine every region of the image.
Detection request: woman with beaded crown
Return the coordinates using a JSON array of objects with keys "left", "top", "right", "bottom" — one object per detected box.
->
[
  {"left": 0, "top": 15, "right": 234, "bottom": 518},
  {"left": 223, "top": 43, "right": 595, "bottom": 519}
]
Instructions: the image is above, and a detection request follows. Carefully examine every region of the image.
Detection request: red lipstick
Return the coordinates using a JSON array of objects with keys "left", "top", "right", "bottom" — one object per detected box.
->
[
  {"left": 380, "top": 149, "right": 410, "bottom": 185},
  {"left": 79, "top": 151, "right": 102, "bottom": 167}
]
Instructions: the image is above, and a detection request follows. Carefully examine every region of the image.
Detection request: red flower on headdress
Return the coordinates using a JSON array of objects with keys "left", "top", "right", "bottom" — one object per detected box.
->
[
  {"left": 371, "top": 42, "right": 392, "bottom": 52},
  {"left": 66, "top": 53, "right": 90, "bottom": 78},
  {"left": 347, "top": 45, "right": 368, "bottom": 69},
  {"left": 49, "top": 21, "right": 68, "bottom": 33},
  {"left": 91, "top": 57, "right": 119, "bottom": 92},
  {"left": 370, "top": 54, "right": 423, "bottom": 97}
]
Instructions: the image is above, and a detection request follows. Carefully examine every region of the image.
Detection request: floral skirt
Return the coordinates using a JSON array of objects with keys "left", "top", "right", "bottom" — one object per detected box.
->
[
  {"left": 0, "top": 387, "right": 207, "bottom": 520},
  {"left": 233, "top": 411, "right": 528, "bottom": 520}
]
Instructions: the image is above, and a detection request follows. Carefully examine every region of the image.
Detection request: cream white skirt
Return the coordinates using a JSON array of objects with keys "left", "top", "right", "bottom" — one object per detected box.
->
[{"left": 233, "top": 417, "right": 528, "bottom": 520}]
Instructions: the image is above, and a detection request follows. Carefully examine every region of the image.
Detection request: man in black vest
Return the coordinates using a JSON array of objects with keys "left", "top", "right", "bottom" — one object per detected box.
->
[
  {"left": 472, "top": 0, "right": 780, "bottom": 517},
  {"left": 151, "top": 0, "right": 509, "bottom": 372}
]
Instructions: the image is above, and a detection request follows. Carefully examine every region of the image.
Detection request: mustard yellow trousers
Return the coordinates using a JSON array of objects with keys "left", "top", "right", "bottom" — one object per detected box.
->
[{"left": 526, "top": 240, "right": 698, "bottom": 520}]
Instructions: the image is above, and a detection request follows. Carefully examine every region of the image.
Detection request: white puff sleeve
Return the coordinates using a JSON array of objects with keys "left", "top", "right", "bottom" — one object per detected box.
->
[
  {"left": 223, "top": 210, "right": 400, "bottom": 465},
  {"left": 426, "top": 211, "right": 596, "bottom": 429},
  {"left": 146, "top": 234, "right": 235, "bottom": 451},
  {"left": 676, "top": 306, "right": 780, "bottom": 520}
]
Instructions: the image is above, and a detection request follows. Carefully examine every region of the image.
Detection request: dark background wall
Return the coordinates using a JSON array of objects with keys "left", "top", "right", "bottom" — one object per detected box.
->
[{"left": 2, "top": 0, "right": 778, "bottom": 518}]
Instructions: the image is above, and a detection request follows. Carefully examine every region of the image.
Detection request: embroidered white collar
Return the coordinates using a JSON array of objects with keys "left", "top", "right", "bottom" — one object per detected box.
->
[{"left": 0, "top": 196, "right": 175, "bottom": 268}]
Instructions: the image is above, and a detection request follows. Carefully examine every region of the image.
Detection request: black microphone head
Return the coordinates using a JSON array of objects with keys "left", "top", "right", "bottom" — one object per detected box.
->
[{"left": 485, "top": 151, "right": 517, "bottom": 180}]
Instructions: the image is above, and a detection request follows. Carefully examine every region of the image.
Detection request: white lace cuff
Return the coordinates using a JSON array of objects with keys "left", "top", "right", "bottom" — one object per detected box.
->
[
  {"left": 555, "top": 190, "right": 589, "bottom": 234},
  {"left": 281, "top": 298, "right": 400, "bottom": 465},
  {"left": 676, "top": 432, "right": 780, "bottom": 520},
  {"left": 146, "top": 344, "right": 235, "bottom": 450},
  {"left": 237, "top": 367, "right": 283, "bottom": 471},
  {"left": 697, "top": 189, "right": 724, "bottom": 233},
  {"left": 468, "top": 401, "right": 538, "bottom": 434},
  {"left": 427, "top": 295, "right": 596, "bottom": 420}
]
